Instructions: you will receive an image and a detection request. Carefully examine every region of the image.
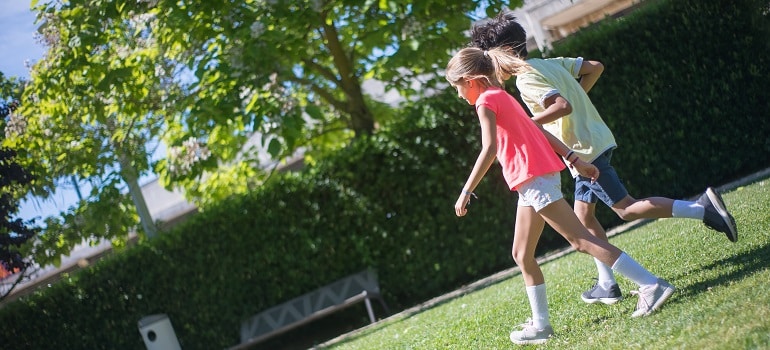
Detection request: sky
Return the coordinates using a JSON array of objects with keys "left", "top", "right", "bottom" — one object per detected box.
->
[
  {"left": 1, "top": 1, "right": 80, "bottom": 222},
  {"left": 0, "top": 1, "right": 44, "bottom": 79},
  {"left": 2, "top": 2, "right": 170, "bottom": 224}
]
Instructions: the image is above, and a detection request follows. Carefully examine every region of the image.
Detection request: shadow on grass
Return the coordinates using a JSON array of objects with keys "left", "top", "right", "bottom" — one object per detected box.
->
[
  {"left": 669, "top": 240, "right": 770, "bottom": 300},
  {"left": 578, "top": 240, "right": 770, "bottom": 327}
]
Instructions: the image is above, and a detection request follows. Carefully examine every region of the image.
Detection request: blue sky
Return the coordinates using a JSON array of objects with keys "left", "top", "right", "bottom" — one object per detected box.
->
[
  {"left": 0, "top": 1, "right": 44, "bottom": 79},
  {"left": 1, "top": 1, "right": 76, "bottom": 222},
  {"left": 2, "top": 2, "right": 166, "bottom": 223}
]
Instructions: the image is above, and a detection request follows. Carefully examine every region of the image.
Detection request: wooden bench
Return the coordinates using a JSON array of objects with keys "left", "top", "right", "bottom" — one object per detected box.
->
[{"left": 228, "top": 269, "right": 389, "bottom": 349}]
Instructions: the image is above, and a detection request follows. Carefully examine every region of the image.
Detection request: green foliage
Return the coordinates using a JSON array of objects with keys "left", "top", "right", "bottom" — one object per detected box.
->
[
  {"left": 310, "top": 89, "right": 520, "bottom": 303},
  {"left": 545, "top": 0, "right": 770, "bottom": 199},
  {"left": 0, "top": 101, "right": 40, "bottom": 300},
  {"left": 11, "top": 0, "right": 519, "bottom": 256},
  {"left": 0, "top": 0, "right": 768, "bottom": 348},
  {"left": 8, "top": 0, "right": 182, "bottom": 243},
  {"left": 154, "top": 0, "right": 516, "bottom": 184},
  {"left": 0, "top": 74, "right": 26, "bottom": 103}
]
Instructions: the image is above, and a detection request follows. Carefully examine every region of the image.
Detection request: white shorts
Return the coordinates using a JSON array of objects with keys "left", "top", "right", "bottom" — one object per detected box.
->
[{"left": 517, "top": 172, "right": 563, "bottom": 212}]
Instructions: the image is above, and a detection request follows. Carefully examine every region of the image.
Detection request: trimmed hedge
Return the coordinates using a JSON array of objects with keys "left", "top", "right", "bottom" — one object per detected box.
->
[
  {"left": 544, "top": 0, "right": 770, "bottom": 198},
  {"left": 1, "top": 0, "right": 768, "bottom": 348}
]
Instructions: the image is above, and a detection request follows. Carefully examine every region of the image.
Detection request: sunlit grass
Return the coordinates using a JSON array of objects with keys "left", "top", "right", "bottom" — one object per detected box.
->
[{"left": 320, "top": 178, "right": 770, "bottom": 349}]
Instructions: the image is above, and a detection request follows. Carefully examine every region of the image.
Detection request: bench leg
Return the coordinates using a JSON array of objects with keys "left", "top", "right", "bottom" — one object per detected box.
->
[{"left": 364, "top": 295, "right": 376, "bottom": 323}]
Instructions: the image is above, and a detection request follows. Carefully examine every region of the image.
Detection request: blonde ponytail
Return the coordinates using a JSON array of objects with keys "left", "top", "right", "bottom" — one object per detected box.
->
[
  {"left": 445, "top": 46, "right": 529, "bottom": 88},
  {"left": 485, "top": 47, "right": 530, "bottom": 84}
]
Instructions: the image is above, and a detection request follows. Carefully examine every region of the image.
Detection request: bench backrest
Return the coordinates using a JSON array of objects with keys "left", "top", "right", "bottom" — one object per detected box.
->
[{"left": 240, "top": 269, "right": 380, "bottom": 342}]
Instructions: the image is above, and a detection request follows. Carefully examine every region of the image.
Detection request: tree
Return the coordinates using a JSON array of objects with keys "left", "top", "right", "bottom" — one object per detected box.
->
[
  {"left": 12, "top": 0, "right": 190, "bottom": 245},
  {"left": 0, "top": 99, "right": 40, "bottom": 301},
  {"left": 155, "top": 0, "right": 514, "bottom": 160},
  {"left": 10, "top": 0, "right": 518, "bottom": 259}
]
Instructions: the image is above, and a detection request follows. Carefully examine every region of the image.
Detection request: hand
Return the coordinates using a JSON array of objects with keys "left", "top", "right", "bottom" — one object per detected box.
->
[
  {"left": 572, "top": 159, "right": 600, "bottom": 183},
  {"left": 455, "top": 193, "right": 471, "bottom": 217}
]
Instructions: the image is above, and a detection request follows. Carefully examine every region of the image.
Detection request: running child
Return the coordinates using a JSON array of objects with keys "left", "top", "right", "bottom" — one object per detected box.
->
[
  {"left": 469, "top": 10, "right": 736, "bottom": 305},
  {"left": 447, "top": 46, "right": 674, "bottom": 345}
]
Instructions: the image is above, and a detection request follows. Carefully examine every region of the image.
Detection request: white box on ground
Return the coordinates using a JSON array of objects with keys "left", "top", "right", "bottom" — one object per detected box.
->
[{"left": 138, "top": 314, "right": 182, "bottom": 350}]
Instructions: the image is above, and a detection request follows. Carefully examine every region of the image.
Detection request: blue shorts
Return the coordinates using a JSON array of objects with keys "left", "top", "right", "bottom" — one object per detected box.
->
[{"left": 574, "top": 149, "right": 629, "bottom": 206}]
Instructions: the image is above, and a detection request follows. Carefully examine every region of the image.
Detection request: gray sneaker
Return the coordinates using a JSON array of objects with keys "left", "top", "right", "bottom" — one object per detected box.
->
[
  {"left": 509, "top": 320, "right": 554, "bottom": 345},
  {"left": 630, "top": 278, "right": 675, "bottom": 318},
  {"left": 697, "top": 187, "right": 737, "bottom": 242},
  {"left": 581, "top": 280, "right": 623, "bottom": 305}
]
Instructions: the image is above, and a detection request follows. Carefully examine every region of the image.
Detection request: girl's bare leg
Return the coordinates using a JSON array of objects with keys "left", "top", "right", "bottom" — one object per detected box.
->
[
  {"left": 537, "top": 198, "right": 621, "bottom": 266},
  {"left": 513, "top": 205, "right": 546, "bottom": 286},
  {"left": 513, "top": 205, "right": 551, "bottom": 330},
  {"left": 536, "top": 198, "right": 672, "bottom": 318}
]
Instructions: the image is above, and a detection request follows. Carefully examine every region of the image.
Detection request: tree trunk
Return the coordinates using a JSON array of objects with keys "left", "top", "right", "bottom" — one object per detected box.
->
[
  {"left": 348, "top": 89, "right": 375, "bottom": 137},
  {"left": 118, "top": 152, "right": 158, "bottom": 238},
  {"left": 320, "top": 17, "right": 375, "bottom": 136}
]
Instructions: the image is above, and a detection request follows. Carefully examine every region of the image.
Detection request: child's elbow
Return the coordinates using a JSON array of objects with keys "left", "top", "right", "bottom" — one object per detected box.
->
[
  {"left": 482, "top": 143, "right": 497, "bottom": 159},
  {"left": 584, "top": 60, "right": 604, "bottom": 75},
  {"left": 591, "top": 62, "right": 605, "bottom": 80},
  {"left": 557, "top": 98, "right": 573, "bottom": 115}
]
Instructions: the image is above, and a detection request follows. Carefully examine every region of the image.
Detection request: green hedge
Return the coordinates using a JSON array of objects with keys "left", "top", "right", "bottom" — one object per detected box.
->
[
  {"left": 0, "top": 95, "right": 519, "bottom": 349},
  {"left": 543, "top": 0, "right": 770, "bottom": 198},
  {"left": 1, "top": 0, "right": 768, "bottom": 348}
]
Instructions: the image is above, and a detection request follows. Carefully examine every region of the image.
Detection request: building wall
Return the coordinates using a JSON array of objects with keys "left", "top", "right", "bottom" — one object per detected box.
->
[{"left": 512, "top": 0, "right": 644, "bottom": 52}]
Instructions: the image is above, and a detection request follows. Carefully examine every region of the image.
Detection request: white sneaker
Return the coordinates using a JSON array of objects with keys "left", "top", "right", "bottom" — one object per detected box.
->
[
  {"left": 631, "top": 278, "right": 675, "bottom": 317},
  {"left": 509, "top": 320, "right": 554, "bottom": 345}
]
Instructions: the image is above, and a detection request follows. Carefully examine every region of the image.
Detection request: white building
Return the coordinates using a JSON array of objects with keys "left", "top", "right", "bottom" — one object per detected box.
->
[{"left": 512, "top": 0, "right": 645, "bottom": 53}]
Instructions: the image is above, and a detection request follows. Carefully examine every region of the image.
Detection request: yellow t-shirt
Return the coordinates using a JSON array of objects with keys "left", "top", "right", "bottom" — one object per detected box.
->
[{"left": 516, "top": 57, "right": 616, "bottom": 176}]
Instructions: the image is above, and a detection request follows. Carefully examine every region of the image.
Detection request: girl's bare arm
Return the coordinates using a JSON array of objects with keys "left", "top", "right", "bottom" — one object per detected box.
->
[{"left": 456, "top": 106, "right": 498, "bottom": 217}]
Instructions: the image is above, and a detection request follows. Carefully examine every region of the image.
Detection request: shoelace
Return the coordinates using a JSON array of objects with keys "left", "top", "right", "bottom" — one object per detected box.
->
[
  {"left": 630, "top": 290, "right": 651, "bottom": 312},
  {"left": 515, "top": 318, "right": 552, "bottom": 333},
  {"left": 516, "top": 318, "right": 534, "bottom": 329}
]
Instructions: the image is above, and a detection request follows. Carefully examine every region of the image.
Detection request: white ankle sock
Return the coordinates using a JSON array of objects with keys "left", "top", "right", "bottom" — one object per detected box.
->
[
  {"left": 672, "top": 200, "right": 704, "bottom": 219},
  {"left": 594, "top": 257, "right": 617, "bottom": 288},
  {"left": 526, "top": 284, "right": 550, "bottom": 329},
  {"left": 611, "top": 252, "right": 658, "bottom": 287}
]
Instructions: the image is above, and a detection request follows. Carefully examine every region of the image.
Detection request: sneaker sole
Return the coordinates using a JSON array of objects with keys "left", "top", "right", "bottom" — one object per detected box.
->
[
  {"left": 581, "top": 295, "right": 623, "bottom": 305},
  {"left": 706, "top": 188, "right": 738, "bottom": 242},
  {"left": 510, "top": 333, "right": 550, "bottom": 345}
]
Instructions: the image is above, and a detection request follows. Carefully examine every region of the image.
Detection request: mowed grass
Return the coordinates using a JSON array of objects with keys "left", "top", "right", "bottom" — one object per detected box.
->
[{"left": 320, "top": 178, "right": 770, "bottom": 350}]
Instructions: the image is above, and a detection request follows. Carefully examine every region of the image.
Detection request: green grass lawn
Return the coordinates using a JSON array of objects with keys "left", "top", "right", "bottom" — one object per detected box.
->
[{"left": 319, "top": 177, "right": 770, "bottom": 349}]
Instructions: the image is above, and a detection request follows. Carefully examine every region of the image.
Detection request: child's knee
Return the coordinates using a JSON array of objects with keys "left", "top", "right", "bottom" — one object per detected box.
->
[
  {"left": 612, "top": 208, "right": 641, "bottom": 221},
  {"left": 573, "top": 202, "right": 595, "bottom": 223},
  {"left": 571, "top": 241, "right": 589, "bottom": 254},
  {"left": 611, "top": 196, "right": 638, "bottom": 221},
  {"left": 511, "top": 248, "right": 534, "bottom": 267}
]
